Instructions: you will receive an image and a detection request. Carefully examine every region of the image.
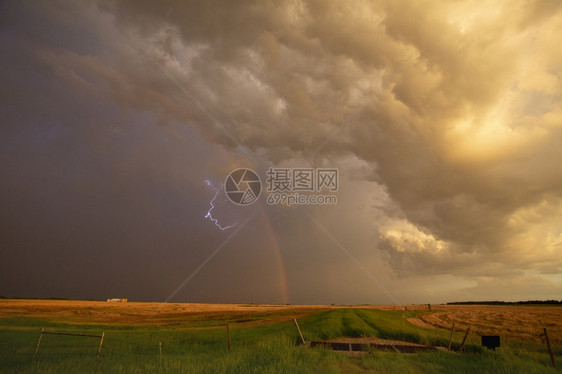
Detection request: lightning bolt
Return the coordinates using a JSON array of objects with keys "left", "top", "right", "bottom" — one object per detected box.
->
[{"left": 204, "top": 180, "right": 237, "bottom": 230}]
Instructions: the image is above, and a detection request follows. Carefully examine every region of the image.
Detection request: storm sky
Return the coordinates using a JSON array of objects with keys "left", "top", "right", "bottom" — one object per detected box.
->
[{"left": 1, "top": 0, "right": 561, "bottom": 304}]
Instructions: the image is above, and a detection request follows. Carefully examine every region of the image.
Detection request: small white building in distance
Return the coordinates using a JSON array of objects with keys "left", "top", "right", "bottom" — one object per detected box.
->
[{"left": 106, "top": 298, "right": 127, "bottom": 302}]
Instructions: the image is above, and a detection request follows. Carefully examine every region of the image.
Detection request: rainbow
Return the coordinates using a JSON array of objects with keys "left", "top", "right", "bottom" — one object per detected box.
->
[{"left": 257, "top": 201, "right": 290, "bottom": 304}]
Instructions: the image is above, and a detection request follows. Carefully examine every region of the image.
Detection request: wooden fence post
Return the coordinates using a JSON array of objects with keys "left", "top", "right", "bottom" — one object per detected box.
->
[
  {"left": 294, "top": 319, "right": 305, "bottom": 345},
  {"left": 159, "top": 342, "right": 162, "bottom": 357},
  {"left": 459, "top": 327, "right": 470, "bottom": 353},
  {"left": 33, "top": 328, "right": 44, "bottom": 361},
  {"left": 96, "top": 332, "right": 104, "bottom": 360},
  {"left": 447, "top": 323, "right": 455, "bottom": 351},
  {"left": 226, "top": 323, "right": 231, "bottom": 351},
  {"left": 544, "top": 328, "right": 556, "bottom": 368}
]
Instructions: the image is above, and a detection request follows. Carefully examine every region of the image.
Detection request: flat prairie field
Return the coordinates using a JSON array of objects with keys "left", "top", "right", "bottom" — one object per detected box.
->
[
  {"left": 0, "top": 299, "right": 334, "bottom": 326},
  {"left": 0, "top": 300, "right": 560, "bottom": 373},
  {"left": 408, "top": 304, "right": 562, "bottom": 345}
]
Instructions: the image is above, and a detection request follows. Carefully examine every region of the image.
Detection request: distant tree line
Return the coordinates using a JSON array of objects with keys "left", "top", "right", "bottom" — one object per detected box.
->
[{"left": 447, "top": 300, "right": 562, "bottom": 305}]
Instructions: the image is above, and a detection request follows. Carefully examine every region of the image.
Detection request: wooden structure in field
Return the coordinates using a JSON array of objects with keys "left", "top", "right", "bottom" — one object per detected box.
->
[
  {"left": 309, "top": 337, "right": 444, "bottom": 353},
  {"left": 33, "top": 328, "right": 105, "bottom": 361}
]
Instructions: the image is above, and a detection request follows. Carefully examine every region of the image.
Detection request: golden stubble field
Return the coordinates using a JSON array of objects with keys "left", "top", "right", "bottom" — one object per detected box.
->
[
  {"left": 408, "top": 304, "right": 562, "bottom": 345},
  {"left": 0, "top": 299, "right": 334, "bottom": 327},
  {"left": 0, "top": 300, "right": 560, "bottom": 344}
]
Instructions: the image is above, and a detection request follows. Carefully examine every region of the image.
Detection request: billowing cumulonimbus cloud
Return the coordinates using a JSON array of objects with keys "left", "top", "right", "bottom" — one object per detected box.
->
[{"left": 28, "top": 0, "right": 562, "bottom": 287}]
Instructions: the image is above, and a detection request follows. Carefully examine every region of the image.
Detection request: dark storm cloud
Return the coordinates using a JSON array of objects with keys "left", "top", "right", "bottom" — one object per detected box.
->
[
  {"left": 0, "top": 1, "right": 270, "bottom": 302},
  {"left": 2, "top": 0, "right": 561, "bottom": 303},
  {"left": 93, "top": 0, "right": 562, "bottom": 271}
]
